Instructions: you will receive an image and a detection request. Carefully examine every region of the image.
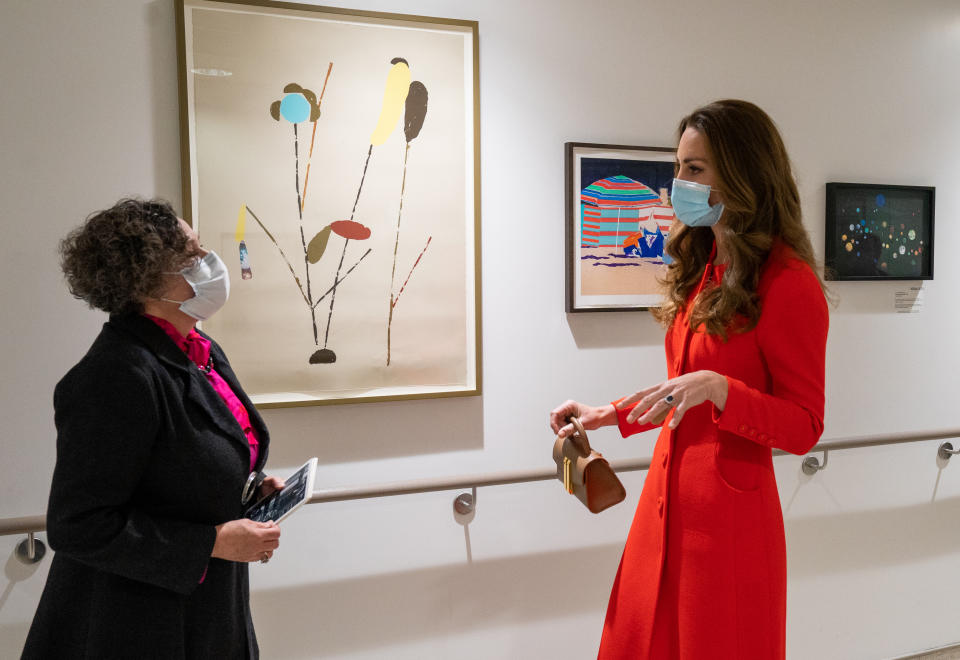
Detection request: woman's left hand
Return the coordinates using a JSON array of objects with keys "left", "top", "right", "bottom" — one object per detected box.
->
[
  {"left": 258, "top": 475, "right": 286, "bottom": 499},
  {"left": 618, "top": 370, "right": 729, "bottom": 429}
]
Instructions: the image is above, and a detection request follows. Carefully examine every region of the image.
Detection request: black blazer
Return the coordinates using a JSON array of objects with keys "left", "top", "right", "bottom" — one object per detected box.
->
[{"left": 22, "top": 314, "right": 270, "bottom": 659}]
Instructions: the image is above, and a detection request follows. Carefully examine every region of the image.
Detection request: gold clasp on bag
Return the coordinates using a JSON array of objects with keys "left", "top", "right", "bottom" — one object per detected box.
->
[{"left": 553, "top": 417, "right": 626, "bottom": 513}]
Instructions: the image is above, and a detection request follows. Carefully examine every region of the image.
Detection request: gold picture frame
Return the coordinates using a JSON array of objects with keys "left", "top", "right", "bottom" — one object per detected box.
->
[{"left": 176, "top": 0, "right": 481, "bottom": 407}]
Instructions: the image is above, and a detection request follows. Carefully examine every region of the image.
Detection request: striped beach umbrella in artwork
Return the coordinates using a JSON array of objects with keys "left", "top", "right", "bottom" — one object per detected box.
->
[{"left": 580, "top": 175, "right": 661, "bottom": 247}]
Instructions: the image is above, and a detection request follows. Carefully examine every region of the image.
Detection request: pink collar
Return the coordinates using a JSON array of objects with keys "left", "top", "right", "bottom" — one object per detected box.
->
[{"left": 143, "top": 314, "right": 212, "bottom": 371}]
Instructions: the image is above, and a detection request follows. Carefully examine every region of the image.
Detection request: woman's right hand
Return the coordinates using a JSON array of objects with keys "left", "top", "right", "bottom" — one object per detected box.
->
[
  {"left": 549, "top": 400, "right": 617, "bottom": 439},
  {"left": 211, "top": 519, "right": 281, "bottom": 563}
]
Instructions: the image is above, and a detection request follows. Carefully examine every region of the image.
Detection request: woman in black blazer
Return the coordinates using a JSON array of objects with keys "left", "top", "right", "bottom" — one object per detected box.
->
[{"left": 23, "top": 199, "right": 283, "bottom": 659}]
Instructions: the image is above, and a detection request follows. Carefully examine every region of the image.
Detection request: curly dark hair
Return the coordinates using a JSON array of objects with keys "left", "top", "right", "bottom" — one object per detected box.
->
[{"left": 60, "top": 198, "right": 199, "bottom": 315}]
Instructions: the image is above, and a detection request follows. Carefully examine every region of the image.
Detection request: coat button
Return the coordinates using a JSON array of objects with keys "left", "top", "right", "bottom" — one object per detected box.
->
[
  {"left": 739, "top": 424, "right": 748, "bottom": 433},
  {"left": 759, "top": 433, "right": 768, "bottom": 443},
  {"left": 657, "top": 497, "right": 664, "bottom": 516},
  {"left": 662, "top": 452, "right": 668, "bottom": 468},
  {"left": 749, "top": 428, "right": 757, "bottom": 437}
]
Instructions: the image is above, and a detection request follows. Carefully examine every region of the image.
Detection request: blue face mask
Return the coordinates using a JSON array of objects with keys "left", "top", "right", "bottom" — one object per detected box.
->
[{"left": 671, "top": 178, "right": 724, "bottom": 227}]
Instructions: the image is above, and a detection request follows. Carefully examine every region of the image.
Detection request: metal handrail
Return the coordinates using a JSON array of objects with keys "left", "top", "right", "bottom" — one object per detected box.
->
[
  {"left": 1, "top": 515, "right": 46, "bottom": 537},
  {"left": 309, "top": 458, "right": 655, "bottom": 504},
  {"left": 4, "top": 427, "right": 960, "bottom": 538}
]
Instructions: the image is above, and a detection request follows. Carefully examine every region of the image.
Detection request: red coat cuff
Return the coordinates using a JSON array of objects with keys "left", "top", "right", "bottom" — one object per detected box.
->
[
  {"left": 612, "top": 397, "right": 658, "bottom": 438},
  {"left": 714, "top": 376, "right": 754, "bottom": 435},
  {"left": 714, "top": 376, "right": 806, "bottom": 451}
]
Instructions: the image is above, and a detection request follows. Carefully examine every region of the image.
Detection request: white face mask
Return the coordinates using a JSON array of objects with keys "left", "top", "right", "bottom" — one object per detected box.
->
[{"left": 161, "top": 251, "right": 231, "bottom": 321}]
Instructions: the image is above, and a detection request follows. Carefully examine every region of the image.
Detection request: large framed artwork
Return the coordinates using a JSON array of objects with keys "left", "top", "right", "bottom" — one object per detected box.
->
[
  {"left": 565, "top": 142, "right": 677, "bottom": 312},
  {"left": 176, "top": 0, "right": 481, "bottom": 407},
  {"left": 825, "top": 182, "right": 934, "bottom": 281}
]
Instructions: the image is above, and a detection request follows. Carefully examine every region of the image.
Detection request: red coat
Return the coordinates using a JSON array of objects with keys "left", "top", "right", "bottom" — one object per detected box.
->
[{"left": 598, "top": 242, "right": 828, "bottom": 659}]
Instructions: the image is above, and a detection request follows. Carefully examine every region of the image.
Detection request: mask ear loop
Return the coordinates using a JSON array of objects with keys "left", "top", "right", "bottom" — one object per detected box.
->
[{"left": 156, "top": 262, "right": 198, "bottom": 306}]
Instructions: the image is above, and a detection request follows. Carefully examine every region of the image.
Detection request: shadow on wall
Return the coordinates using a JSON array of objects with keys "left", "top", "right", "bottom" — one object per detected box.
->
[
  {"left": 251, "top": 542, "right": 624, "bottom": 658},
  {"left": 0, "top": 544, "right": 47, "bottom": 655},
  {"left": 261, "top": 395, "right": 485, "bottom": 465},
  {"left": 0, "top": 624, "right": 29, "bottom": 658},
  {"left": 786, "top": 494, "right": 960, "bottom": 577},
  {"left": 250, "top": 495, "right": 960, "bottom": 656},
  {"left": 567, "top": 310, "right": 664, "bottom": 349}
]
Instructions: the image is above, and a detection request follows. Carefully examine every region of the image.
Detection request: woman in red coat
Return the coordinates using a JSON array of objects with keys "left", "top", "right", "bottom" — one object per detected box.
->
[{"left": 551, "top": 100, "right": 828, "bottom": 659}]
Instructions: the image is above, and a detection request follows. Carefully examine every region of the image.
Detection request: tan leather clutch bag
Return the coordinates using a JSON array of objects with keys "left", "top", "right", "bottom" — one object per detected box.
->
[{"left": 552, "top": 417, "right": 626, "bottom": 513}]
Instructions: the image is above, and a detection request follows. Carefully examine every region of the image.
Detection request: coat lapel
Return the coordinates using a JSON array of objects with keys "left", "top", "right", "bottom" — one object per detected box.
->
[
  {"left": 108, "top": 315, "right": 253, "bottom": 456},
  {"left": 183, "top": 365, "right": 252, "bottom": 455},
  {"left": 675, "top": 242, "right": 718, "bottom": 375}
]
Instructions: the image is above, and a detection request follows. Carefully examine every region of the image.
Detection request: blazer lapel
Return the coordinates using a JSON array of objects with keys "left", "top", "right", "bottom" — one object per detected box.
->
[
  {"left": 109, "top": 315, "right": 252, "bottom": 455},
  {"left": 183, "top": 368, "right": 252, "bottom": 453}
]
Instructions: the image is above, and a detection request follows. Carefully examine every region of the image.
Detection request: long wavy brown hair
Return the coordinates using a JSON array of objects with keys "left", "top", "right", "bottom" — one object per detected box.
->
[{"left": 652, "top": 99, "right": 823, "bottom": 337}]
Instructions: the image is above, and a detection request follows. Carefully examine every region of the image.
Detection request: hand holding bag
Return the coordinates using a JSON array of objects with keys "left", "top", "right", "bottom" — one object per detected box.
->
[{"left": 552, "top": 417, "right": 626, "bottom": 513}]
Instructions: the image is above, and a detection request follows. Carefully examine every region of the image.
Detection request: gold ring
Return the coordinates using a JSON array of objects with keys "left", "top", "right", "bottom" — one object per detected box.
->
[{"left": 260, "top": 552, "right": 269, "bottom": 564}]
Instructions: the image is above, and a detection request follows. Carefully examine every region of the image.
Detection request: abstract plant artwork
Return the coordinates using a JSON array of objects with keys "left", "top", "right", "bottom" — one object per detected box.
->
[
  {"left": 177, "top": 1, "right": 480, "bottom": 406},
  {"left": 825, "top": 183, "right": 935, "bottom": 281},
  {"left": 565, "top": 143, "right": 677, "bottom": 312}
]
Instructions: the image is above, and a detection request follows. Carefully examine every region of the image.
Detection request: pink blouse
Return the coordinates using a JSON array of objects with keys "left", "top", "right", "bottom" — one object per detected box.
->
[{"left": 144, "top": 315, "right": 260, "bottom": 472}]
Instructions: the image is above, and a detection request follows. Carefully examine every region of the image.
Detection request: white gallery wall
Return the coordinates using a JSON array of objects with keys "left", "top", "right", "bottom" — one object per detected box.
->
[{"left": 2, "top": 0, "right": 959, "bottom": 657}]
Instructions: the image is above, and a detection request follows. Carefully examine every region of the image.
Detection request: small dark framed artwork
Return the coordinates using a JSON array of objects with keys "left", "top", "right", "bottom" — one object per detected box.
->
[
  {"left": 825, "top": 183, "right": 934, "bottom": 281},
  {"left": 565, "top": 142, "right": 677, "bottom": 312}
]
